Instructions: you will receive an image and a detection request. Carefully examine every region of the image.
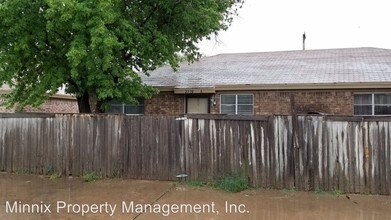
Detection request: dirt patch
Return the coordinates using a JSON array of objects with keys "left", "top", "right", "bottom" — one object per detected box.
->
[{"left": 1, "top": 173, "right": 390, "bottom": 220}]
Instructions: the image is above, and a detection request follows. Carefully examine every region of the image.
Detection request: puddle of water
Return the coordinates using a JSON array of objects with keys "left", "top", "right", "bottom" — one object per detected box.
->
[
  {"left": 1, "top": 173, "right": 390, "bottom": 220},
  {"left": 0, "top": 173, "right": 173, "bottom": 220},
  {"left": 138, "top": 185, "right": 391, "bottom": 220}
]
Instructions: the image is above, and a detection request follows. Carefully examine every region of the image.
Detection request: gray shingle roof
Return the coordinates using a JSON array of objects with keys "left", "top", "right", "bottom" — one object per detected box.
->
[{"left": 141, "top": 47, "right": 391, "bottom": 90}]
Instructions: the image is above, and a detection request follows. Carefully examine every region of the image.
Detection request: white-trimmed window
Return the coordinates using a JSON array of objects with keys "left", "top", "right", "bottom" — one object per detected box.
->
[
  {"left": 354, "top": 93, "right": 391, "bottom": 116},
  {"left": 220, "top": 94, "right": 253, "bottom": 115}
]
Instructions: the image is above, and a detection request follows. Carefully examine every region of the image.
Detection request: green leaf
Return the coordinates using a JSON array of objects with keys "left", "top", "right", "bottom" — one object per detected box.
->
[{"left": 0, "top": 0, "right": 243, "bottom": 112}]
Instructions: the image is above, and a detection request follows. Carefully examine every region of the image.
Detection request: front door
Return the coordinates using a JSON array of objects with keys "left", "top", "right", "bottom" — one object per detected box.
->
[{"left": 186, "top": 97, "right": 209, "bottom": 114}]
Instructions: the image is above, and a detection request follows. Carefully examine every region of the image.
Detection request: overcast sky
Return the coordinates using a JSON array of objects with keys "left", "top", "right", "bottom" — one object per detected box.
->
[{"left": 199, "top": 0, "right": 391, "bottom": 56}]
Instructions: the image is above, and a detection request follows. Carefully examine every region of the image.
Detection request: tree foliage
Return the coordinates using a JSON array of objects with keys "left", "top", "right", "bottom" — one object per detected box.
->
[{"left": 0, "top": 0, "right": 243, "bottom": 112}]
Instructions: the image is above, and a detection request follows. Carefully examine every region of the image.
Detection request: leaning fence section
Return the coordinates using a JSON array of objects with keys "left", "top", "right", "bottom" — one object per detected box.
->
[{"left": 0, "top": 113, "right": 390, "bottom": 195}]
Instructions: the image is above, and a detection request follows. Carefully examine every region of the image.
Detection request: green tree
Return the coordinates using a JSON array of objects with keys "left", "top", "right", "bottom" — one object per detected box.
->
[{"left": 0, "top": 0, "right": 243, "bottom": 113}]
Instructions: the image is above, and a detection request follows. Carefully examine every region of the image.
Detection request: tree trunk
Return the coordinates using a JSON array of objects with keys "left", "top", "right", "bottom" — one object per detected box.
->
[
  {"left": 95, "top": 99, "right": 105, "bottom": 113},
  {"left": 88, "top": 92, "right": 104, "bottom": 113},
  {"left": 77, "top": 91, "right": 92, "bottom": 113},
  {"left": 77, "top": 91, "right": 105, "bottom": 113}
]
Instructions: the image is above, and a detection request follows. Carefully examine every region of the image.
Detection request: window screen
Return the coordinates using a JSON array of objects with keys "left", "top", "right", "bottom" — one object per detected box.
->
[
  {"left": 354, "top": 93, "right": 391, "bottom": 116},
  {"left": 221, "top": 94, "right": 253, "bottom": 115},
  {"left": 106, "top": 99, "right": 144, "bottom": 115}
]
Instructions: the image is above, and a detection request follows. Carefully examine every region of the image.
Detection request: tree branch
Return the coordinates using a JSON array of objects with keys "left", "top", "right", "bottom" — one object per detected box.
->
[
  {"left": 141, "top": 4, "right": 159, "bottom": 26},
  {"left": 52, "top": 30, "right": 70, "bottom": 42},
  {"left": 44, "top": 30, "right": 56, "bottom": 50}
]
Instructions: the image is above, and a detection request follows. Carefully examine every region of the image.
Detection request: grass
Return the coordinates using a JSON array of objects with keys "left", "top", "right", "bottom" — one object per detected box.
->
[
  {"left": 282, "top": 187, "right": 297, "bottom": 193},
  {"left": 188, "top": 180, "right": 209, "bottom": 187},
  {"left": 314, "top": 188, "right": 332, "bottom": 195},
  {"left": 15, "top": 168, "right": 33, "bottom": 174},
  {"left": 46, "top": 165, "right": 62, "bottom": 180},
  {"left": 187, "top": 172, "right": 249, "bottom": 192},
  {"left": 188, "top": 176, "right": 346, "bottom": 196},
  {"left": 313, "top": 187, "right": 346, "bottom": 196},
  {"left": 315, "top": 188, "right": 325, "bottom": 194},
  {"left": 46, "top": 165, "right": 55, "bottom": 175},
  {"left": 188, "top": 172, "right": 249, "bottom": 193},
  {"left": 333, "top": 189, "right": 344, "bottom": 196},
  {"left": 213, "top": 173, "right": 248, "bottom": 192},
  {"left": 82, "top": 172, "right": 101, "bottom": 182},
  {"left": 49, "top": 172, "right": 62, "bottom": 180}
]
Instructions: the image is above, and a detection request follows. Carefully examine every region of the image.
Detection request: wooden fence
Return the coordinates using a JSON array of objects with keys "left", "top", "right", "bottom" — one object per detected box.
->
[{"left": 0, "top": 113, "right": 390, "bottom": 195}]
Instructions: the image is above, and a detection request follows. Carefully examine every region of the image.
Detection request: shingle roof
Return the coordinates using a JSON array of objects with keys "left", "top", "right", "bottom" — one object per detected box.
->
[{"left": 141, "top": 47, "right": 391, "bottom": 90}]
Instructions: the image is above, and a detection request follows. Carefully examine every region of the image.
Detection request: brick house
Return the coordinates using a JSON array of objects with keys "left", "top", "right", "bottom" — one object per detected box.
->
[
  {"left": 126, "top": 47, "right": 391, "bottom": 116},
  {"left": 0, "top": 84, "right": 78, "bottom": 113}
]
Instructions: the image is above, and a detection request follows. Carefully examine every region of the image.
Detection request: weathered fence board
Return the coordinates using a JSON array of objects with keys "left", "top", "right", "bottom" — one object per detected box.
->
[{"left": 0, "top": 114, "right": 390, "bottom": 195}]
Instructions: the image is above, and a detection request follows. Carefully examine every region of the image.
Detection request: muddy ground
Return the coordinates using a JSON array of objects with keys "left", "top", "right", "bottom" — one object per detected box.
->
[{"left": 0, "top": 173, "right": 390, "bottom": 220}]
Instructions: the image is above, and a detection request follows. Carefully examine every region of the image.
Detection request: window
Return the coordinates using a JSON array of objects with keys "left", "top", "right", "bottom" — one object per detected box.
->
[
  {"left": 354, "top": 93, "right": 391, "bottom": 115},
  {"left": 220, "top": 94, "right": 253, "bottom": 115},
  {"left": 106, "top": 99, "right": 144, "bottom": 115}
]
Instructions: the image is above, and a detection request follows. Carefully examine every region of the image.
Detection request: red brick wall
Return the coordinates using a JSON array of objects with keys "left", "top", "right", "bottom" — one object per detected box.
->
[
  {"left": 26, "top": 98, "right": 79, "bottom": 113},
  {"left": 144, "top": 92, "right": 185, "bottom": 115},
  {"left": 0, "top": 97, "right": 79, "bottom": 113},
  {"left": 144, "top": 89, "right": 391, "bottom": 116},
  {"left": 294, "top": 91, "right": 353, "bottom": 115},
  {"left": 210, "top": 91, "right": 354, "bottom": 115}
]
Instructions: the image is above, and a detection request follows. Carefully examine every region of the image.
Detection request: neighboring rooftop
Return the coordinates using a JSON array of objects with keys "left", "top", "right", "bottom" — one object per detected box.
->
[
  {"left": 141, "top": 47, "right": 391, "bottom": 91},
  {"left": 0, "top": 84, "right": 75, "bottom": 100}
]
